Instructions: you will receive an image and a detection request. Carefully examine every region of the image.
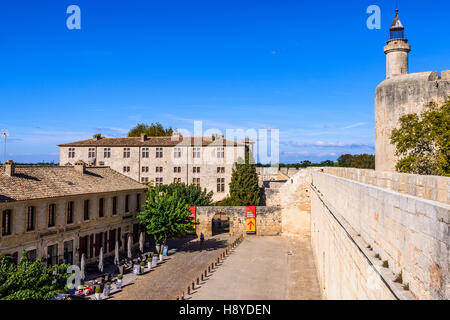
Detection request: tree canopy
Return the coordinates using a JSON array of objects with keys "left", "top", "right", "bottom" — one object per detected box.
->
[
  {"left": 148, "top": 183, "right": 214, "bottom": 206},
  {"left": 220, "top": 154, "right": 260, "bottom": 206},
  {"left": 138, "top": 189, "right": 195, "bottom": 251},
  {"left": 128, "top": 122, "right": 174, "bottom": 137},
  {"left": 337, "top": 154, "right": 375, "bottom": 169},
  {"left": 0, "top": 251, "right": 70, "bottom": 300},
  {"left": 390, "top": 99, "right": 450, "bottom": 176}
]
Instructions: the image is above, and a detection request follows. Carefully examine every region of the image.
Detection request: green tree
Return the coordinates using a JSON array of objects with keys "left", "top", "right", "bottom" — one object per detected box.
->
[
  {"left": 0, "top": 251, "right": 70, "bottom": 300},
  {"left": 150, "top": 183, "right": 213, "bottom": 206},
  {"left": 226, "top": 154, "right": 261, "bottom": 206},
  {"left": 137, "top": 189, "right": 195, "bottom": 253},
  {"left": 128, "top": 122, "right": 174, "bottom": 137},
  {"left": 390, "top": 99, "right": 450, "bottom": 176},
  {"left": 337, "top": 154, "right": 375, "bottom": 169}
]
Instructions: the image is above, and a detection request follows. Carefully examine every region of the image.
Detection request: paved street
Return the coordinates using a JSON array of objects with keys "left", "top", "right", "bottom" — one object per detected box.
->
[
  {"left": 111, "top": 235, "right": 321, "bottom": 300},
  {"left": 111, "top": 233, "right": 234, "bottom": 300},
  {"left": 190, "top": 236, "right": 322, "bottom": 300}
]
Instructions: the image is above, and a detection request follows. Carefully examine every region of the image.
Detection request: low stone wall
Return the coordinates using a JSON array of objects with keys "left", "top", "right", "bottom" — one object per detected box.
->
[
  {"left": 311, "top": 171, "right": 449, "bottom": 300},
  {"left": 195, "top": 206, "right": 282, "bottom": 237},
  {"left": 321, "top": 167, "right": 450, "bottom": 205}
]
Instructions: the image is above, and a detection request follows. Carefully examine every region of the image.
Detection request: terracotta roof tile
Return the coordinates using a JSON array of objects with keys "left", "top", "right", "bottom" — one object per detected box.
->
[
  {"left": 58, "top": 136, "right": 242, "bottom": 147},
  {"left": 0, "top": 166, "right": 146, "bottom": 202}
]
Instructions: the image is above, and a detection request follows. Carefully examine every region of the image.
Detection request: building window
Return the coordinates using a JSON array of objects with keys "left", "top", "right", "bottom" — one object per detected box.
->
[
  {"left": 193, "top": 147, "right": 201, "bottom": 158},
  {"left": 174, "top": 147, "right": 181, "bottom": 158},
  {"left": 142, "top": 166, "right": 149, "bottom": 173},
  {"left": 1, "top": 210, "right": 12, "bottom": 236},
  {"left": 173, "top": 177, "right": 181, "bottom": 183},
  {"left": 193, "top": 167, "right": 200, "bottom": 174},
  {"left": 123, "top": 166, "right": 130, "bottom": 173},
  {"left": 155, "top": 177, "right": 163, "bottom": 186},
  {"left": 142, "top": 147, "right": 149, "bottom": 158},
  {"left": 217, "top": 167, "right": 225, "bottom": 173},
  {"left": 68, "top": 148, "right": 75, "bottom": 158},
  {"left": 48, "top": 204, "right": 56, "bottom": 228},
  {"left": 217, "top": 178, "right": 225, "bottom": 193},
  {"left": 26, "top": 206, "right": 35, "bottom": 232},
  {"left": 217, "top": 147, "right": 225, "bottom": 158},
  {"left": 84, "top": 199, "right": 90, "bottom": 221},
  {"left": 156, "top": 147, "right": 163, "bottom": 158},
  {"left": 173, "top": 166, "right": 181, "bottom": 173},
  {"left": 47, "top": 244, "right": 58, "bottom": 266},
  {"left": 112, "top": 196, "right": 117, "bottom": 215},
  {"left": 104, "top": 148, "right": 111, "bottom": 158},
  {"left": 99, "top": 198, "right": 104, "bottom": 218},
  {"left": 136, "top": 194, "right": 141, "bottom": 211},
  {"left": 123, "top": 147, "right": 131, "bottom": 158},
  {"left": 67, "top": 201, "right": 74, "bottom": 224},
  {"left": 156, "top": 166, "right": 163, "bottom": 173},
  {"left": 193, "top": 178, "right": 200, "bottom": 186},
  {"left": 88, "top": 148, "right": 96, "bottom": 158},
  {"left": 141, "top": 177, "right": 149, "bottom": 183},
  {"left": 125, "top": 195, "right": 130, "bottom": 213}
]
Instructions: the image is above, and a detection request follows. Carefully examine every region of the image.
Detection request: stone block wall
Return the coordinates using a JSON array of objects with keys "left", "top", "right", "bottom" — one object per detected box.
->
[
  {"left": 195, "top": 206, "right": 282, "bottom": 238},
  {"left": 321, "top": 167, "right": 450, "bottom": 204},
  {"left": 311, "top": 171, "right": 449, "bottom": 300}
]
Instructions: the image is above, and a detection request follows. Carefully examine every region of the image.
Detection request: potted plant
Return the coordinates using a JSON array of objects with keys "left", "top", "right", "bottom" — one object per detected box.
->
[
  {"left": 139, "top": 261, "right": 145, "bottom": 274},
  {"left": 103, "top": 282, "right": 111, "bottom": 297},
  {"left": 116, "top": 274, "right": 123, "bottom": 290},
  {"left": 155, "top": 242, "right": 161, "bottom": 254},
  {"left": 152, "top": 253, "right": 158, "bottom": 267},
  {"left": 159, "top": 251, "right": 163, "bottom": 262},
  {"left": 95, "top": 287, "right": 101, "bottom": 300},
  {"left": 147, "top": 257, "right": 152, "bottom": 270}
]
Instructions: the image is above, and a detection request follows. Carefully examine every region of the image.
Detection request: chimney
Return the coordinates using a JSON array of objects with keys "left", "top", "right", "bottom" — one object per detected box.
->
[
  {"left": 4, "top": 160, "right": 15, "bottom": 177},
  {"left": 74, "top": 160, "right": 86, "bottom": 174},
  {"left": 171, "top": 130, "right": 181, "bottom": 141},
  {"left": 140, "top": 133, "right": 147, "bottom": 142},
  {"left": 92, "top": 133, "right": 102, "bottom": 141}
]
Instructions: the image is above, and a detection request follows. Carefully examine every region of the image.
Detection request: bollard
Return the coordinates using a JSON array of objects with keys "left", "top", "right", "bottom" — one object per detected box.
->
[
  {"left": 192, "top": 282, "right": 195, "bottom": 290},
  {"left": 197, "top": 277, "right": 199, "bottom": 285},
  {"left": 187, "top": 286, "right": 191, "bottom": 295},
  {"left": 208, "top": 266, "right": 211, "bottom": 272},
  {"left": 181, "top": 292, "right": 184, "bottom": 300},
  {"left": 205, "top": 269, "right": 207, "bottom": 277}
]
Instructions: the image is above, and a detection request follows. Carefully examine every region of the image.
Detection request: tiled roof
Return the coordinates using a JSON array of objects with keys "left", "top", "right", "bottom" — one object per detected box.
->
[
  {"left": 0, "top": 166, "right": 146, "bottom": 202},
  {"left": 58, "top": 136, "right": 243, "bottom": 147}
]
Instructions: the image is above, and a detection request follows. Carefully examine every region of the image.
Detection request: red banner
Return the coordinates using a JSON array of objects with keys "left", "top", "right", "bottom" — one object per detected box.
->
[
  {"left": 246, "top": 206, "right": 256, "bottom": 234},
  {"left": 189, "top": 206, "right": 196, "bottom": 231}
]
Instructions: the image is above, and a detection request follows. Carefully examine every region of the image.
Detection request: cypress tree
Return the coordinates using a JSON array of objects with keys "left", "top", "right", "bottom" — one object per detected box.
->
[{"left": 228, "top": 153, "right": 261, "bottom": 206}]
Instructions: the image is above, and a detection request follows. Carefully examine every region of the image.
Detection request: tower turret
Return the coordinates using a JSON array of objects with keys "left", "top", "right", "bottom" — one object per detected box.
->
[{"left": 384, "top": 9, "right": 411, "bottom": 79}]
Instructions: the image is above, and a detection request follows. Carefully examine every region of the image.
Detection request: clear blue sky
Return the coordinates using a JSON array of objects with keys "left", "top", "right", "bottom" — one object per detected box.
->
[{"left": 0, "top": 0, "right": 449, "bottom": 163}]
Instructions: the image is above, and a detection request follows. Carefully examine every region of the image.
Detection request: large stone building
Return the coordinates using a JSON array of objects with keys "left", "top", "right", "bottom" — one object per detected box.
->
[
  {"left": 0, "top": 160, "right": 146, "bottom": 265},
  {"left": 375, "top": 9, "right": 450, "bottom": 172},
  {"left": 59, "top": 133, "right": 253, "bottom": 202}
]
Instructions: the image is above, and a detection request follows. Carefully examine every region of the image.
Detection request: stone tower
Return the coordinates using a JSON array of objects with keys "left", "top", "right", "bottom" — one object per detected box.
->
[
  {"left": 375, "top": 10, "right": 450, "bottom": 172},
  {"left": 384, "top": 9, "right": 410, "bottom": 79}
]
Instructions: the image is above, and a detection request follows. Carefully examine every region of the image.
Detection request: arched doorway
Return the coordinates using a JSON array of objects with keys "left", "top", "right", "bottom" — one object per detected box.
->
[{"left": 211, "top": 212, "right": 230, "bottom": 236}]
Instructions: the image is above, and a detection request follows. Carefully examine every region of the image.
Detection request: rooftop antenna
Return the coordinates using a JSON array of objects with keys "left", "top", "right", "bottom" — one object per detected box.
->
[{"left": 0, "top": 130, "right": 8, "bottom": 165}]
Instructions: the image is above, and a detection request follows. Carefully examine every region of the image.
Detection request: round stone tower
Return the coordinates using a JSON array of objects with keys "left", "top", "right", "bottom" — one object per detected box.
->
[
  {"left": 375, "top": 10, "right": 450, "bottom": 172},
  {"left": 384, "top": 9, "right": 410, "bottom": 79}
]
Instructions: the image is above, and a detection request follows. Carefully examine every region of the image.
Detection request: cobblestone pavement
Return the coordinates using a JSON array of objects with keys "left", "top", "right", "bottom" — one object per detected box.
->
[
  {"left": 111, "top": 233, "right": 235, "bottom": 300},
  {"left": 190, "top": 236, "right": 322, "bottom": 300}
]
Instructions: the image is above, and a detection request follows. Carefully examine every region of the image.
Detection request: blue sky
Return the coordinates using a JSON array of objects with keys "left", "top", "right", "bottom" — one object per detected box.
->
[{"left": 0, "top": 0, "right": 449, "bottom": 163}]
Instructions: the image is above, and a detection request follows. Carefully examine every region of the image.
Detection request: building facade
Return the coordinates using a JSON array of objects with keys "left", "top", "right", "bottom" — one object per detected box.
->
[
  {"left": 375, "top": 10, "right": 450, "bottom": 172},
  {"left": 59, "top": 133, "right": 253, "bottom": 202},
  {"left": 0, "top": 160, "right": 147, "bottom": 265}
]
